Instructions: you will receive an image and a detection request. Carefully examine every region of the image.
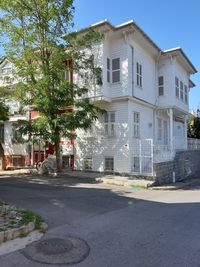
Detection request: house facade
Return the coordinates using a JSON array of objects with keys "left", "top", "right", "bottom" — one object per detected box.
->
[
  {"left": 74, "top": 20, "right": 197, "bottom": 176},
  {"left": 0, "top": 20, "right": 198, "bottom": 178}
]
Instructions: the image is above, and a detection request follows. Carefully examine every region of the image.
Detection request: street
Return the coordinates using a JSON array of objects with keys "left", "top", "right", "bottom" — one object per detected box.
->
[{"left": 0, "top": 175, "right": 200, "bottom": 267}]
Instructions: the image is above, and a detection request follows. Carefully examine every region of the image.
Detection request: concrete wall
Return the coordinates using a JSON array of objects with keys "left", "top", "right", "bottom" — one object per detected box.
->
[{"left": 154, "top": 150, "right": 200, "bottom": 185}]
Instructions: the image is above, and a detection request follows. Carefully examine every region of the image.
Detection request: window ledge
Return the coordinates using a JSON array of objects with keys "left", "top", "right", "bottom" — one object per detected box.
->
[{"left": 110, "top": 82, "right": 122, "bottom": 86}]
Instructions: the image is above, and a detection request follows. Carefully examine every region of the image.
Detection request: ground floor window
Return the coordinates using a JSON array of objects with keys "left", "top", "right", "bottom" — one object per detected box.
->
[
  {"left": 131, "top": 156, "right": 140, "bottom": 172},
  {"left": 12, "top": 156, "right": 21, "bottom": 167},
  {"left": 84, "top": 157, "right": 92, "bottom": 170},
  {"left": 105, "top": 157, "right": 114, "bottom": 171}
]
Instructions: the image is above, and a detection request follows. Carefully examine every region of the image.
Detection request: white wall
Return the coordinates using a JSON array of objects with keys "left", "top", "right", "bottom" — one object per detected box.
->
[
  {"left": 75, "top": 100, "right": 130, "bottom": 173},
  {"left": 2, "top": 122, "right": 27, "bottom": 156},
  {"left": 128, "top": 37, "right": 157, "bottom": 105}
]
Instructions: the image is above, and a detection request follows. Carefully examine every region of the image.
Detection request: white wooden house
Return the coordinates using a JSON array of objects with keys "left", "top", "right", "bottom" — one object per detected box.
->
[
  {"left": 74, "top": 20, "right": 197, "bottom": 175},
  {"left": 0, "top": 20, "right": 197, "bottom": 176}
]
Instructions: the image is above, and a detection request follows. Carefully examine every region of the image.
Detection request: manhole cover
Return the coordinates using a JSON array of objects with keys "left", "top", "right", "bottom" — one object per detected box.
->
[
  {"left": 35, "top": 238, "right": 73, "bottom": 255},
  {"left": 21, "top": 237, "right": 90, "bottom": 265}
]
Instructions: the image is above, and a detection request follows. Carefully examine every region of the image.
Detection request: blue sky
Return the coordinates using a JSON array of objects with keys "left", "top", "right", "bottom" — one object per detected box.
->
[
  {"left": 74, "top": 0, "right": 200, "bottom": 111},
  {"left": 0, "top": 0, "right": 199, "bottom": 110}
]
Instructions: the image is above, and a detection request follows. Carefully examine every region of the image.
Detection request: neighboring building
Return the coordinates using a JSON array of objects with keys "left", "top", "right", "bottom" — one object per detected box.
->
[
  {"left": 74, "top": 20, "right": 197, "bottom": 176},
  {"left": 0, "top": 58, "right": 27, "bottom": 169}
]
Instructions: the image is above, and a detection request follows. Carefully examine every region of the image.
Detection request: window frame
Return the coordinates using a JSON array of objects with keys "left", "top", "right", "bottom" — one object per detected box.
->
[
  {"left": 84, "top": 157, "right": 92, "bottom": 170},
  {"left": 184, "top": 85, "right": 188, "bottom": 104},
  {"left": 158, "top": 76, "right": 164, "bottom": 96},
  {"left": 105, "top": 157, "right": 114, "bottom": 171},
  {"left": 136, "top": 62, "right": 142, "bottom": 88},
  {"left": 180, "top": 81, "right": 184, "bottom": 101},
  {"left": 104, "top": 111, "right": 116, "bottom": 137},
  {"left": 133, "top": 112, "right": 140, "bottom": 138},
  {"left": 107, "top": 58, "right": 110, "bottom": 83},
  {"left": 175, "top": 76, "right": 179, "bottom": 98},
  {"left": 111, "top": 58, "right": 120, "bottom": 83}
]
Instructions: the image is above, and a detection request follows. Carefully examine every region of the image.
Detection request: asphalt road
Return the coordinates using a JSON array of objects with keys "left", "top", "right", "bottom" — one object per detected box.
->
[{"left": 0, "top": 175, "right": 200, "bottom": 267}]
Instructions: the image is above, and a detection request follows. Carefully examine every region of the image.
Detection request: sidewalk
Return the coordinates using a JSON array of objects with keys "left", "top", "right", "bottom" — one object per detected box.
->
[
  {"left": 55, "top": 170, "right": 154, "bottom": 189},
  {"left": 0, "top": 168, "right": 154, "bottom": 188}
]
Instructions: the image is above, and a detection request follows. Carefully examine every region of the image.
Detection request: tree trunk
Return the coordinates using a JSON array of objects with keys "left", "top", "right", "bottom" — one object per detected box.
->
[
  {"left": 54, "top": 128, "right": 62, "bottom": 172},
  {"left": 0, "top": 143, "right": 5, "bottom": 170}
]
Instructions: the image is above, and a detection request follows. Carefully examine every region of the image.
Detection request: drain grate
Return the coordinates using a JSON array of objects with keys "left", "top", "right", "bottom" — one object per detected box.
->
[{"left": 21, "top": 237, "right": 90, "bottom": 265}]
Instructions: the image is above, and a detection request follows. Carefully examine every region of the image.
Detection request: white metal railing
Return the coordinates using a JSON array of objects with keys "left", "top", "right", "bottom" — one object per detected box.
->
[
  {"left": 132, "top": 139, "right": 153, "bottom": 175},
  {"left": 187, "top": 138, "right": 200, "bottom": 150}
]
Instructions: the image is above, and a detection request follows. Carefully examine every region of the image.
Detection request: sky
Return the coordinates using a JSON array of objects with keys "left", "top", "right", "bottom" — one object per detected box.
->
[
  {"left": 74, "top": 0, "right": 200, "bottom": 111},
  {"left": 0, "top": 0, "right": 199, "bottom": 110}
]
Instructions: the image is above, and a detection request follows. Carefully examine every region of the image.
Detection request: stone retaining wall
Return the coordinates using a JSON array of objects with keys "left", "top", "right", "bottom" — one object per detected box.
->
[{"left": 154, "top": 150, "right": 200, "bottom": 185}]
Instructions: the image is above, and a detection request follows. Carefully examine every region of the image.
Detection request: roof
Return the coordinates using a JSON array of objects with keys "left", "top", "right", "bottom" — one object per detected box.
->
[
  {"left": 75, "top": 20, "right": 197, "bottom": 75},
  {"left": 162, "top": 47, "right": 197, "bottom": 74},
  {"left": 75, "top": 19, "right": 161, "bottom": 52}
]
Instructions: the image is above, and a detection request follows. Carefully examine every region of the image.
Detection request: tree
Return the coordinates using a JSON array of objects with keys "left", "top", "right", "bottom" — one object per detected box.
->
[
  {"left": 0, "top": 101, "right": 9, "bottom": 122},
  {"left": 188, "top": 109, "right": 200, "bottom": 139},
  {"left": 0, "top": 1, "right": 102, "bottom": 170}
]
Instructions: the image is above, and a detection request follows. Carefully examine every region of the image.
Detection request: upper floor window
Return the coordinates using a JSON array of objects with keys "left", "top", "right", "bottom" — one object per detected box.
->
[
  {"left": 104, "top": 111, "right": 116, "bottom": 137},
  {"left": 112, "top": 58, "right": 120, "bottom": 83},
  {"left": 133, "top": 112, "right": 140, "bottom": 138},
  {"left": 0, "top": 124, "right": 4, "bottom": 143},
  {"left": 12, "top": 124, "right": 23, "bottom": 144},
  {"left": 180, "top": 81, "right": 184, "bottom": 101},
  {"left": 107, "top": 58, "right": 110, "bottom": 83},
  {"left": 1, "top": 62, "right": 12, "bottom": 74},
  {"left": 136, "top": 62, "right": 142, "bottom": 87},
  {"left": 184, "top": 85, "right": 188, "bottom": 104},
  {"left": 175, "top": 77, "right": 179, "bottom": 98},
  {"left": 158, "top": 76, "right": 164, "bottom": 96}
]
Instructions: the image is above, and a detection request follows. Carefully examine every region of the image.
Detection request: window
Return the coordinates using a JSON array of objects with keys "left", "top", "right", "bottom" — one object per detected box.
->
[
  {"left": 107, "top": 58, "right": 110, "bottom": 83},
  {"left": 158, "top": 76, "right": 164, "bottom": 96},
  {"left": 104, "top": 111, "right": 116, "bottom": 137},
  {"left": 175, "top": 77, "right": 179, "bottom": 98},
  {"left": 157, "top": 118, "right": 162, "bottom": 141},
  {"left": 1, "top": 62, "right": 12, "bottom": 74},
  {"left": 105, "top": 157, "right": 114, "bottom": 171},
  {"left": 184, "top": 85, "right": 188, "bottom": 104},
  {"left": 180, "top": 81, "right": 184, "bottom": 101},
  {"left": 0, "top": 124, "right": 4, "bottom": 143},
  {"left": 131, "top": 157, "right": 140, "bottom": 173},
  {"left": 12, "top": 124, "right": 23, "bottom": 143},
  {"left": 12, "top": 156, "right": 21, "bottom": 167},
  {"left": 112, "top": 58, "right": 120, "bottom": 83},
  {"left": 136, "top": 62, "right": 142, "bottom": 87},
  {"left": 84, "top": 157, "right": 92, "bottom": 170},
  {"left": 133, "top": 112, "right": 140, "bottom": 138}
]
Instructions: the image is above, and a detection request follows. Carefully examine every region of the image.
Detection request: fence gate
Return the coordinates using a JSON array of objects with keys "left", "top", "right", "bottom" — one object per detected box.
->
[{"left": 131, "top": 139, "right": 153, "bottom": 175}]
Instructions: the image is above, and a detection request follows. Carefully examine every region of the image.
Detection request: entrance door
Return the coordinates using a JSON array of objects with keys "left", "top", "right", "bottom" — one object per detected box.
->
[{"left": 163, "top": 121, "right": 168, "bottom": 145}]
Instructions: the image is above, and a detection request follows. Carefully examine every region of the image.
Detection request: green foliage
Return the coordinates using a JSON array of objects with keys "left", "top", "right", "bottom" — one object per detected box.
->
[
  {"left": 19, "top": 210, "right": 44, "bottom": 229},
  {"left": 0, "top": 101, "right": 9, "bottom": 122},
  {"left": 188, "top": 109, "right": 200, "bottom": 139},
  {"left": 0, "top": 1, "right": 103, "bottom": 170}
]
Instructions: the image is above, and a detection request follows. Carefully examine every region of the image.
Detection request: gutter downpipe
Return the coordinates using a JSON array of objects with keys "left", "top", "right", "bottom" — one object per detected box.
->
[
  {"left": 153, "top": 50, "right": 162, "bottom": 178},
  {"left": 153, "top": 51, "right": 162, "bottom": 142}
]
